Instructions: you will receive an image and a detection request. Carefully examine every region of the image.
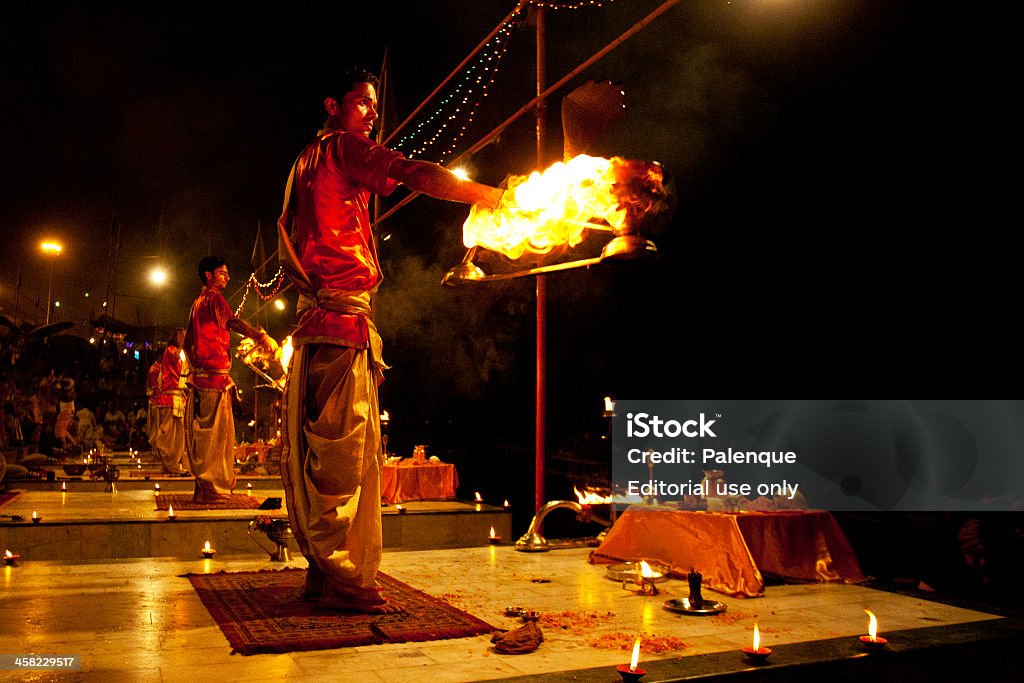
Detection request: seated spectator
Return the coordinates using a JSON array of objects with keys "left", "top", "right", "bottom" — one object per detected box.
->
[
  {"left": 55, "top": 406, "right": 76, "bottom": 452},
  {"left": 75, "top": 403, "right": 98, "bottom": 452}
]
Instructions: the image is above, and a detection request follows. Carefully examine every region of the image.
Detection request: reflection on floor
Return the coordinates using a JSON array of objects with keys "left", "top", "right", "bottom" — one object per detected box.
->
[{"left": 0, "top": 546, "right": 1007, "bottom": 682}]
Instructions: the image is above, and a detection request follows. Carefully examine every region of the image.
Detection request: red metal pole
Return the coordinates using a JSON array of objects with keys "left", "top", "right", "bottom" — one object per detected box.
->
[{"left": 535, "top": 5, "right": 547, "bottom": 514}]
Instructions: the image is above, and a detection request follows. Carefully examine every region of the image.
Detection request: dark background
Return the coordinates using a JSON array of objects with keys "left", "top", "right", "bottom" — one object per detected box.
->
[{"left": 1, "top": 1, "right": 1018, "bottom": 530}]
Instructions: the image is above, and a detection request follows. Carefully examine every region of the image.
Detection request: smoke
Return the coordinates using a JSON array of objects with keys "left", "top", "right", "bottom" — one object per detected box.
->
[{"left": 375, "top": 247, "right": 530, "bottom": 403}]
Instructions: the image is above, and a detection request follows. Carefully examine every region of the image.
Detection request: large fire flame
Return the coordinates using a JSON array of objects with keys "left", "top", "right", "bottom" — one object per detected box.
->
[
  {"left": 463, "top": 155, "right": 665, "bottom": 260},
  {"left": 574, "top": 486, "right": 615, "bottom": 505}
]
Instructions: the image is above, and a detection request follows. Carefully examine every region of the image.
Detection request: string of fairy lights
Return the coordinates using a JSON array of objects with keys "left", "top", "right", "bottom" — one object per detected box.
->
[
  {"left": 392, "top": 17, "right": 518, "bottom": 164},
  {"left": 233, "top": 267, "right": 285, "bottom": 317},
  {"left": 530, "top": 0, "right": 617, "bottom": 9}
]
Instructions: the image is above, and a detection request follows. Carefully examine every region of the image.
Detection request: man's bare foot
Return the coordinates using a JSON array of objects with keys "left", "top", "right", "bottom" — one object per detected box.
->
[{"left": 319, "top": 584, "right": 404, "bottom": 614}]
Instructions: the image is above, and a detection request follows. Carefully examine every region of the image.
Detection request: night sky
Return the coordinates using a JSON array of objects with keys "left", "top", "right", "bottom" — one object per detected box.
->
[{"left": 1, "top": 1, "right": 1018, "bottom": 469}]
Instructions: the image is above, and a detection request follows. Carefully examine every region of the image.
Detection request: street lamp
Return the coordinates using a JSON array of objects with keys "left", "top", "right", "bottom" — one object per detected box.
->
[{"left": 40, "top": 240, "right": 62, "bottom": 324}]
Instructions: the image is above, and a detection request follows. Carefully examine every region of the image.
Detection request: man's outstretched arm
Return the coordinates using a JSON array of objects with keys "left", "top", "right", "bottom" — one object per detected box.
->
[{"left": 388, "top": 158, "right": 503, "bottom": 209}]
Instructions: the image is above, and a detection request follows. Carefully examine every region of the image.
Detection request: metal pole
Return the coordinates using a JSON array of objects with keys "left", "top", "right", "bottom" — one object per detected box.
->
[
  {"left": 535, "top": 4, "right": 547, "bottom": 514},
  {"left": 45, "top": 259, "right": 54, "bottom": 325}
]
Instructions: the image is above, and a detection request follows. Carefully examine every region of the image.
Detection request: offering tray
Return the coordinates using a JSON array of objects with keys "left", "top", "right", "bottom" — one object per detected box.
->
[
  {"left": 605, "top": 561, "right": 670, "bottom": 583},
  {"left": 663, "top": 597, "right": 727, "bottom": 615}
]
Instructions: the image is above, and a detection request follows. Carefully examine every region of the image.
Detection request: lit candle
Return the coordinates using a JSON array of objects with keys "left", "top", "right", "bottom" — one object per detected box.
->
[
  {"left": 488, "top": 526, "right": 501, "bottom": 544},
  {"left": 31, "top": 511, "right": 41, "bottom": 524},
  {"left": 61, "top": 481, "right": 67, "bottom": 492},
  {"left": 742, "top": 623, "right": 772, "bottom": 663},
  {"left": 246, "top": 482, "right": 252, "bottom": 496},
  {"left": 474, "top": 492, "right": 483, "bottom": 503},
  {"left": 201, "top": 541, "right": 216, "bottom": 559},
  {"left": 503, "top": 499, "right": 511, "bottom": 508},
  {"left": 616, "top": 637, "right": 646, "bottom": 681},
  {"left": 860, "top": 610, "right": 888, "bottom": 650},
  {"left": 167, "top": 504, "right": 176, "bottom": 521},
  {"left": 154, "top": 483, "right": 161, "bottom": 494},
  {"left": 4, "top": 550, "right": 19, "bottom": 566}
]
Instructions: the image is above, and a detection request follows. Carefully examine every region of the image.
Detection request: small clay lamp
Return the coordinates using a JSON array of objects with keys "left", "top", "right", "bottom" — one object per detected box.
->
[
  {"left": 860, "top": 610, "right": 888, "bottom": 650},
  {"left": 742, "top": 623, "right": 772, "bottom": 663},
  {"left": 616, "top": 638, "right": 646, "bottom": 682}
]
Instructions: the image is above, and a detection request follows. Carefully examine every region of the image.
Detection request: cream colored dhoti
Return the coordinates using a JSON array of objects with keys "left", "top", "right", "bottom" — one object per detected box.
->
[
  {"left": 281, "top": 343, "right": 383, "bottom": 595},
  {"left": 153, "top": 398, "right": 189, "bottom": 475},
  {"left": 185, "top": 386, "right": 237, "bottom": 501}
]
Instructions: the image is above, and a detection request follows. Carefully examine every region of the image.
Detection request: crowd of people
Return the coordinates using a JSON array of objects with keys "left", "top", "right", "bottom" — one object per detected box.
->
[{"left": 0, "top": 365, "right": 156, "bottom": 458}]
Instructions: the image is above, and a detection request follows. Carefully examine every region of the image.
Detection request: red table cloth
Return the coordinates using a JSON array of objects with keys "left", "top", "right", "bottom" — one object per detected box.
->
[
  {"left": 591, "top": 507, "right": 865, "bottom": 597},
  {"left": 381, "top": 460, "right": 459, "bottom": 504}
]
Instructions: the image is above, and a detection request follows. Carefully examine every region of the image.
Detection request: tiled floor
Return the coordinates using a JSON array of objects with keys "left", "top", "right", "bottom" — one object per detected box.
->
[{"left": 0, "top": 545, "right": 1004, "bottom": 682}]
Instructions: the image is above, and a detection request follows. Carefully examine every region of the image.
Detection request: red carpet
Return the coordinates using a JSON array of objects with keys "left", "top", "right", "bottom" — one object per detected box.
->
[
  {"left": 0, "top": 489, "right": 24, "bottom": 511},
  {"left": 155, "top": 493, "right": 263, "bottom": 510},
  {"left": 186, "top": 568, "right": 496, "bottom": 655}
]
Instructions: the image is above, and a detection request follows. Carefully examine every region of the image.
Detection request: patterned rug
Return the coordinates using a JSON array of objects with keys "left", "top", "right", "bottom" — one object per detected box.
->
[
  {"left": 186, "top": 568, "right": 496, "bottom": 655},
  {"left": 0, "top": 489, "right": 24, "bottom": 511},
  {"left": 155, "top": 493, "right": 264, "bottom": 510}
]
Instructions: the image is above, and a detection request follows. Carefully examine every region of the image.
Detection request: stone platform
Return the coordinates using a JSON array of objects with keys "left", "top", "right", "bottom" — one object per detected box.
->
[{"left": 0, "top": 485, "right": 513, "bottom": 562}]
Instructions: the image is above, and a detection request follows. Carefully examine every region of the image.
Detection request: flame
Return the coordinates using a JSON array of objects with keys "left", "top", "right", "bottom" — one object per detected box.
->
[
  {"left": 574, "top": 486, "right": 614, "bottom": 505},
  {"left": 279, "top": 335, "right": 293, "bottom": 374},
  {"left": 604, "top": 396, "right": 615, "bottom": 413},
  {"left": 204, "top": 541, "right": 212, "bottom": 552},
  {"left": 865, "top": 609, "right": 878, "bottom": 641},
  {"left": 474, "top": 492, "right": 483, "bottom": 502},
  {"left": 489, "top": 527, "right": 496, "bottom": 538},
  {"left": 503, "top": 500, "right": 510, "bottom": 507},
  {"left": 4, "top": 550, "right": 12, "bottom": 559},
  {"left": 629, "top": 637, "right": 641, "bottom": 672},
  {"left": 753, "top": 623, "right": 761, "bottom": 651},
  {"left": 381, "top": 410, "right": 390, "bottom": 422},
  {"left": 168, "top": 504, "right": 174, "bottom": 516},
  {"left": 61, "top": 482, "right": 66, "bottom": 491},
  {"left": 639, "top": 561, "right": 655, "bottom": 579},
  {"left": 464, "top": 155, "right": 632, "bottom": 259}
]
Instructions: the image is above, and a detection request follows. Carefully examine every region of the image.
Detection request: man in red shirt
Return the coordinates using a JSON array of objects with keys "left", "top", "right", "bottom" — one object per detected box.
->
[
  {"left": 151, "top": 328, "right": 189, "bottom": 475},
  {"left": 184, "top": 257, "right": 277, "bottom": 502},
  {"left": 278, "top": 66, "right": 502, "bottom": 613}
]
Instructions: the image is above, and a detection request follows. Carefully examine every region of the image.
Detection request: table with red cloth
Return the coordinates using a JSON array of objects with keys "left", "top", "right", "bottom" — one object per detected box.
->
[
  {"left": 590, "top": 506, "right": 866, "bottom": 598},
  {"left": 381, "top": 459, "right": 459, "bottom": 504}
]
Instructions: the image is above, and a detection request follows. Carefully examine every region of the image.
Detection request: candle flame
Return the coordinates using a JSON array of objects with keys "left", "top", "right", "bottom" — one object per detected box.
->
[
  {"left": 62, "top": 482, "right": 66, "bottom": 491},
  {"left": 604, "top": 396, "right": 615, "bottom": 413},
  {"left": 865, "top": 609, "right": 878, "bottom": 641},
  {"left": 5, "top": 550, "right": 12, "bottom": 559},
  {"left": 629, "top": 637, "right": 641, "bottom": 672},
  {"left": 204, "top": 541, "right": 212, "bottom": 552},
  {"left": 753, "top": 623, "right": 760, "bottom": 651},
  {"left": 32, "top": 511, "right": 37, "bottom": 519},
  {"left": 489, "top": 526, "right": 496, "bottom": 538},
  {"left": 381, "top": 410, "right": 390, "bottom": 422},
  {"left": 503, "top": 499, "right": 510, "bottom": 507},
  {"left": 474, "top": 492, "right": 483, "bottom": 502},
  {"left": 168, "top": 504, "right": 174, "bottom": 516}
]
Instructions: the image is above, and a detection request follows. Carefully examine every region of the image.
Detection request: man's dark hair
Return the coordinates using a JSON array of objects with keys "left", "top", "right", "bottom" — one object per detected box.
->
[
  {"left": 329, "top": 66, "right": 378, "bottom": 101},
  {"left": 198, "top": 256, "right": 226, "bottom": 285}
]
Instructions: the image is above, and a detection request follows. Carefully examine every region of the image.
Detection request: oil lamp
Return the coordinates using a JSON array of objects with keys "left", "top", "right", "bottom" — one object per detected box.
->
[
  {"left": 488, "top": 527, "right": 502, "bottom": 545},
  {"left": 742, "top": 623, "right": 772, "bottom": 663},
  {"left": 616, "top": 637, "right": 646, "bottom": 682},
  {"left": 201, "top": 541, "right": 216, "bottom": 559},
  {"left": 860, "top": 610, "right": 888, "bottom": 650}
]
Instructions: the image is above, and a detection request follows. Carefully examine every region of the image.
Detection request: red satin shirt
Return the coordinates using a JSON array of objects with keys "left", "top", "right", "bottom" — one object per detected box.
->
[
  {"left": 290, "top": 130, "right": 403, "bottom": 347},
  {"left": 184, "top": 287, "right": 234, "bottom": 390}
]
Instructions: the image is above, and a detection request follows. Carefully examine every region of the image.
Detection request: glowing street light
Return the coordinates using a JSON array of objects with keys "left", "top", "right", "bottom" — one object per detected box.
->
[
  {"left": 40, "top": 240, "right": 63, "bottom": 324},
  {"left": 149, "top": 267, "right": 169, "bottom": 286}
]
